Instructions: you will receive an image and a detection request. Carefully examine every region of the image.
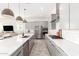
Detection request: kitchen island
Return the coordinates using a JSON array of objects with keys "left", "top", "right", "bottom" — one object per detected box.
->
[{"left": 0, "top": 33, "right": 34, "bottom": 56}]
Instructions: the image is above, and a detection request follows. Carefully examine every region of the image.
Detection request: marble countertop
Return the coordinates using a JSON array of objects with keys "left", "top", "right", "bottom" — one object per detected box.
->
[
  {"left": 0, "top": 33, "right": 34, "bottom": 56},
  {"left": 46, "top": 34, "right": 79, "bottom": 56}
]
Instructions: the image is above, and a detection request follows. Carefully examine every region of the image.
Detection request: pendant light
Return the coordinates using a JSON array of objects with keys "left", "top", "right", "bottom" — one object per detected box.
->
[
  {"left": 16, "top": 3, "right": 23, "bottom": 21},
  {"left": 23, "top": 19, "right": 27, "bottom": 23},
  {"left": 1, "top": 3, "right": 14, "bottom": 17},
  {"left": 23, "top": 8, "right": 27, "bottom": 23}
]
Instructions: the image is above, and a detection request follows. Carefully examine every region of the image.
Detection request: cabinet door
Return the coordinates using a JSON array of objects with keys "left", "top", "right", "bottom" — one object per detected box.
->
[
  {"left": 11, "top": 47, "right": 23, "bottom": 56},
  {"left": 16, "top": 49, "right": 23, "bottom": 56},
  {"left": 70, "top": 3, "right": 79, "bottom": 29},
  {"left": 23, "top": 40, "right": 29, "bottom": 56},
  {"left": 60, "top": 3, "right": 79, "bottom": 29},
  {"left": 29, "top": 39, "right": 32, "bottom": 53},
  {"left": 29, "top": 36, "right": 34, "bottom": 54},
  {"left": 56, "top": 46, "right": 68, "bottom": 56},
  {"left": 45, "top": 35, "right": 67, "bottom": 56},
  {"left": 60, "top": 3, "right": 70, "bottom": 29},
  {"left": 45, "top": 36, "right": 56, "bottom": 56},
  {"left": 54, "top": 47, "right": 62, "bottom": 56},
  {"left": 49, "top": 41, "right": 57, "bottom": 56}
]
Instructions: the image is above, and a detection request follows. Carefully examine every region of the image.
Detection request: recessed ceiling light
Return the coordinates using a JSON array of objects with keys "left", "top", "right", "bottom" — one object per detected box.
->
[
  {"left": 24, "top": 8, "right": 27, "bottom": 11},
  {"left": 40, "top": 7, "right": 44, "bottom": 11},
  {"left": 50, "top": 8, "right": 56, "bottom": 14},
  {"left": 59, "top": 7, "right": 63, "bottom": 11}
]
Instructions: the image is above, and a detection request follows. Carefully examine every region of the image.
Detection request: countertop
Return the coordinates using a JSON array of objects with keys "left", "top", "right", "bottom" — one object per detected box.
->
[
  {"left": 46, "top": 34, "right": 79, "bottom": 56},
  {"left": 0, "top": 33, "right": 34, "bottom": 56}
]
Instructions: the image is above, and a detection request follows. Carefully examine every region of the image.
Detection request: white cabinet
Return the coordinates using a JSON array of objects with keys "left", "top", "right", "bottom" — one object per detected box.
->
[
  {"left": 23, "top": 40, "right": 29, "bottom": 56},
  {"left": 45, "top": 36, "right": 56, "bottom": 56},
  {"left": 60, "top": 3, "right": 79, "bottom": 30},
  {"left": 29, "top": 35, "right": 34, "bottom": 54},
  {"left": 59, "top": 3, "right": 70, "bottom": 29},
  {"left": 12, "top": 35, "right": 34, "bottom": 56},
  {"left": 45, "top": 36, "right": 57, "bottom": 56},
  {"left": 55, "top": 46, "right": 67, "bottom": 56},
  {"left": 70, "top": 3, "right": 79, "bottom": 29},
  {"left": 45, "top": 35, "right": 67, "bottom": 56},
  {"left": 11, "top": 46, "right": 23, "bottom": 56}
]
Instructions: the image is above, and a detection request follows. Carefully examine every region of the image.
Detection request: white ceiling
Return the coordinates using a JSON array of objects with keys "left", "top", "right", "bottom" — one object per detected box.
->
[{"left": 0, "top": 3, "right": 56, "bottom": 22}]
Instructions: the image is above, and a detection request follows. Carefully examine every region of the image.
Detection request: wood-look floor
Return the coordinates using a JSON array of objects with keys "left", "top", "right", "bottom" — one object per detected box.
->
[{"left": 30, "top": 39, "right": 50, "bottom": 56}]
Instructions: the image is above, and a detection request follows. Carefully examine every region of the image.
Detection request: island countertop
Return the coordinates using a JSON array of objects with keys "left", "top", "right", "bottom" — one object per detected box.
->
[
  {"left": 0, "top": 33, "right": 34, "bottom": 56},
  {"left": 46, "top": 34, "right": 79, "bottom": 56}
]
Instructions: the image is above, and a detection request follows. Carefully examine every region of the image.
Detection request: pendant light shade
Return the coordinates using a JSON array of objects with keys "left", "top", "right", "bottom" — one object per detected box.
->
[
  {"left": 16, "top": 16, "right": 23, "bottom": 21},
  {"left": 1, "top": 8, "right": 14, "bottom": 17},
  {"left": 16, "top": 4, "right": 23, "bottom": 21},
  {"left": 23, "top": 19, "right": 27, "bottom": 23}
]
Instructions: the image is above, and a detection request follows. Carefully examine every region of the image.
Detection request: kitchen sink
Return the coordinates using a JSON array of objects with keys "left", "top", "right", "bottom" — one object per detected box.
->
[{"left": 49, "top": 35, "right": 63, "bottom": 39}]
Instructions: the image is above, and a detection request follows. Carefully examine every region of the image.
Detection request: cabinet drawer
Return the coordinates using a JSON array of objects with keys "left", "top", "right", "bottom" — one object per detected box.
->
[
  {"left": 56, "top": 46, "right": 68, "bottom": 56},
  {"left": 23, "top": 40, "right": 29, "bottom": 56},
  {"left": 45, "top": 36, "right": 67, "bottom": 56},
  {"left": 45, "top": 37, "right": 56, "bottom": 56},
  {"left": 16, "top": 50, "right": 23, "bottom": 56},
  {"left": 11, "top": 47, "right": 23, "bottom": 56},
  {"left": 29, "top": 38, "right": 34, "bottom": 54}
]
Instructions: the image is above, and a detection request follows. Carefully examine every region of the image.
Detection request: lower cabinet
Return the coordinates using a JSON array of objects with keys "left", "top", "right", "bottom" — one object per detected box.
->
[
  {"left": 11, "top": 46, "right": 23, "bottom": 56},
  {"left": 29, "top": 36, "right": 34, "bottom": 54},
  {"left": 12, "top": 35, "right": 34, "bottom": 56},
  {"left": 23, "top": 37, "right": 34, "bottom": 56},
  {"left": 45, "top": 36, "right": 56, "bottom": 56},
  {"left": 16, "top": 48, "right": 23, "bottom": 56},
  {"left": 23, "top": 40, "right": 29, "bottom": 56},
  {"left": 45, "top": 35, "right": 67, "bottom": 56},
  {"left": 23, "top": 35, "right": 34, "bottom": 56}
]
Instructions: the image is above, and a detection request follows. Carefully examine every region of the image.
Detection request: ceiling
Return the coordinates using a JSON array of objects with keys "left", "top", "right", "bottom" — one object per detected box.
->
[{"left": 0, "top": 3, "right": 56, "bottom": 22}]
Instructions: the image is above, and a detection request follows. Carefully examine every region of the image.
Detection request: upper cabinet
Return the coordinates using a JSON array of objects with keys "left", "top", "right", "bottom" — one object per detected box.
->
[
  {"left": 59, "top": 3, "right": 70, "bottom": 29},
  {"left": 70, "top": 3, "right": 79, "bottom": 29},
  {"left": 59, "top": 3, "right": 79, "bottom": 30}
]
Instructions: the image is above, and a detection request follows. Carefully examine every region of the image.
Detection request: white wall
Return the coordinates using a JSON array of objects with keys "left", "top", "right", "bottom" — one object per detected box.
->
[{"left": 26, "top": 21, "right": 48, "bottom": 30}]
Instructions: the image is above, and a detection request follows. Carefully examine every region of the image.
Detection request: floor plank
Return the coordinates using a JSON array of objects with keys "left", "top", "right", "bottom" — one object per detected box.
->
[{"left": 30, "top": 39, "right": 50, "bottom": 56}]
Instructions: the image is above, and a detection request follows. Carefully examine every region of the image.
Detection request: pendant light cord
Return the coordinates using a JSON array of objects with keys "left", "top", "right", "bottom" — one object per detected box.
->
[
  {"left": 8, "top": 3, "right": 9, "bottom": 9},
  {"left": 69, "top": 3, "right": 70, "bottom": 29},
  {"left": 19, "top": 3, "right": 20, "bottom": 16},
  {"left": 24, "top": 8, "right": 26, "bottom": 20}
]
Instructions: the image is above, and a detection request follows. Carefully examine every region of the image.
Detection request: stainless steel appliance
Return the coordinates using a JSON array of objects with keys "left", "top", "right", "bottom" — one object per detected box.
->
[{"left": 34, "top": 25, "right": 42, "bottom": 39}]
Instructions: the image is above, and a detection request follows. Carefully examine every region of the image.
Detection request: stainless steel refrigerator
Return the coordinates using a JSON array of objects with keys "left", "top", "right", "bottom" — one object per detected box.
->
[{"left": 34, "top": 25, "right": 42, "bottom": 39}]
